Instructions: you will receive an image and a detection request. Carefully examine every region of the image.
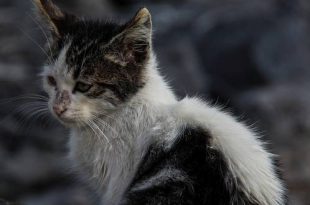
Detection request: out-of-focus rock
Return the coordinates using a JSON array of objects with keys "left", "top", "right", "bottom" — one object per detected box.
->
[
  {"left": 22, "top": 187, "right": 95, "bottom": 205},
  {"left": 235, "top": 84, "right": 310, "bottom": 203},
  {"left": 155, "top": 35, "right": 209, "bottom": 97},
  {"left": 254, "top": 16, "right": 310, "bottom": 83}
]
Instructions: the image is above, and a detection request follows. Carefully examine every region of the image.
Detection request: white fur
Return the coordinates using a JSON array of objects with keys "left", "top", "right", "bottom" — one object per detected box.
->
[
  {"left": 134, "top": 56, "right": 285, "bottom": 204},
  {"left": 68, "top": 54, "right": 181, "bottom": 204},
  {"left": 172, "top": 98, "right": 285, "bottom": 205},
  {"left": 69, "top": 105, "right": 179, "bottom": 205},
  {"left": 68, "top": 56, "right": 284, "bottom": 205},
  {"left": 46, "top": 40, "right": 284, "bottom": 205}
]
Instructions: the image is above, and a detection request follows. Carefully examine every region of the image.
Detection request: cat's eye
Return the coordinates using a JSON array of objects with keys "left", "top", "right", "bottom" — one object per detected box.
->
[
  {"left": 74, "top": 82, "right": 92, "bottom": 93},
  {"left": 47, "top": 76, "right": 56, "bottom": 86}
]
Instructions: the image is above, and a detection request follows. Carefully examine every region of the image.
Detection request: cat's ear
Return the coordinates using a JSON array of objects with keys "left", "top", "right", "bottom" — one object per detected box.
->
[
  {"left": 123, "top": 7, "right": 152, "bottom": 44},
  {"left": 107, "top": 8, "right": 152, "bottom": 66},
  {"left": 33, "top": 0, "right": 76, "bottom": 38}
]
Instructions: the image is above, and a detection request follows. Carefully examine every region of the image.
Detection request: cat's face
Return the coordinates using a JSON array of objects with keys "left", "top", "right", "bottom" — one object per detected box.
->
[{"left": 35, "top": 0, "right": 152, "bottom": 126}]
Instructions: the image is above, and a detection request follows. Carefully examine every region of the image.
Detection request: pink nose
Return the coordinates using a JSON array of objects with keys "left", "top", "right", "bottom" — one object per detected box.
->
[
  {"left": 53, "top": 90, "right": 70, "bottom": 117},
  {"left": 53, "top": 105, "right": 67, "bottom": 116}
]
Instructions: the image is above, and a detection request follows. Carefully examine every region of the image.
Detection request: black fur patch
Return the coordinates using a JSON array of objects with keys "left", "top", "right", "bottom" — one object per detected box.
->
[
  {"left": 39, "top": 3, "right": 152, "bottom": 104},
  {"left": 123, "top": 127, "right": 260, "bottom": 205},
  {"left": 54, "top": 19, "right": 148, "bottom": 102}
]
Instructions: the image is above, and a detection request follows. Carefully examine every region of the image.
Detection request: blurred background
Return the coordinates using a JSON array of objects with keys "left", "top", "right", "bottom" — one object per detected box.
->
[{"left": 0, "top": 0, "right": 309, "bottom": 204}]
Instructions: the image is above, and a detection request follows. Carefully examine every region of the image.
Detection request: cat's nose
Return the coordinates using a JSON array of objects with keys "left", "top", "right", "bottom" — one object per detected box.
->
[
  {"left": 53, "top": 105, "right": 67, "bottom": 116},
  {"left": 53, "top": 90, "right": 71, "bottom": 117}
]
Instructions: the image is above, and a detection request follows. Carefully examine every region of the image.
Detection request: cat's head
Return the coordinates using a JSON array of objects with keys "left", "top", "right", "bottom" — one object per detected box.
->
[{"left": 34, "top": 0, "right": 152, "bottom": 126}]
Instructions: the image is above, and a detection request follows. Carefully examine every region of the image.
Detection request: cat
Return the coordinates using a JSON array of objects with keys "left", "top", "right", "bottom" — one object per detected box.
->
[{"left": 34, "top": 0, "right": 286, "bottom": 204}]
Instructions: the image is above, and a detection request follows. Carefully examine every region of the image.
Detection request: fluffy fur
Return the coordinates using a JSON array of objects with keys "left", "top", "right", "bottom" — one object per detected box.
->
[
  {"left": 172, "top": 98, "right": 285, "bottom": 204},
  {"left": 34, "top": 0, "right": 286, "bottom": 204}
]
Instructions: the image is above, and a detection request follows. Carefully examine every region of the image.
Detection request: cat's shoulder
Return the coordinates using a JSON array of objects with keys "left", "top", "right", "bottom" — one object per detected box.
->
[
  {"left": 167, "top": 96, "right": 286, "bottom": 205},
  {"left": 171, "top": 96, "right": 240, "bottom": 131}
]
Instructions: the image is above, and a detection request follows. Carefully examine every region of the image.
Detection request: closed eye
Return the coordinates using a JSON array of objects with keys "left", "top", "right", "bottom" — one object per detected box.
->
[
  {"left": 74, "top": 82, "right": 92, "bottom": 93},
  {"left": 98, "top": 82, "right": 122, "bottom": 99},
  {"left": 98, "top": 82, "right": 118, "bottom": 92}
]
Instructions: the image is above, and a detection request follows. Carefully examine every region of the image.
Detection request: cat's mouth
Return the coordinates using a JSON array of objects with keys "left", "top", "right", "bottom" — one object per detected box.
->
[
  {"left": 56, "top": 117, "right": 80, "bottom": 127},
  {"left": 49, "top": 104, "right": 91, "bottom": 127},
  {"left": 59, "top": 117, "right": 75, "bottom": 123},
  {"left": 50, "top": 110, "right": 79, "bottom": 126}
]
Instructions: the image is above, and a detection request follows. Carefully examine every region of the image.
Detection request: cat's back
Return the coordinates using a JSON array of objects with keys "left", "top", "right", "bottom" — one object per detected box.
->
[
  {"left": 172, "top": 97, "right": 285, "bottom": 204},
  {"left": 123, "top": 97, "right": 285, "bottom": 205},
  {"left": 125, "top": 125, "right": 248, "bottom": 204}
]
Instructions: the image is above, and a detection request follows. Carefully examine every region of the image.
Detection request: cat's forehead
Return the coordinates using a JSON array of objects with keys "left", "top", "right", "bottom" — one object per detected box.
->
[
  {"left": 45, "top": 42, "right": 71, "bottom": 80},
  {"left": 66, "top": 21, "right": 123, "bottom": 50},
  {"left": 50, "top": 21, "right": 124, "bottom": 77},
  {"left": 65, "top": 21, "right": 120, "bottom": 54}
]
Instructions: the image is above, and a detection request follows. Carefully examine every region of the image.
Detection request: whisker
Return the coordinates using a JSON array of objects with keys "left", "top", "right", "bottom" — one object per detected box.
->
[
  {"left": 90, "top": 113, "right": 130, "bottom": 150},
  {"left": 5, "top": 104, "right": 50, "bottom": 132},
  {"left": 27, "top": 12, "right": 54, "bottom": 61},
  {"left": 91, "top": 114, "right": 118, "bottom": 135},
  {"left": 89, "top": 120, "right": 111, "bottom": 146},
  {"left": 84, "top": 105, "right": 117, "bottom": 122},
  {"left": 0, "top": 94, "right": 48, "bottom": 105},
  {"left": 17, "top": 27, "right": 54, "bottom": 64},
  {"left": 86, "top": 120, "right": 108, "bottom": 147}
]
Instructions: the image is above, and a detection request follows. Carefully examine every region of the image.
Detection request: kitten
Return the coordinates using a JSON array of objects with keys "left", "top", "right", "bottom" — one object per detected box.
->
[{"left": 34, "top": 0, "right": 286, "bottom": 204}]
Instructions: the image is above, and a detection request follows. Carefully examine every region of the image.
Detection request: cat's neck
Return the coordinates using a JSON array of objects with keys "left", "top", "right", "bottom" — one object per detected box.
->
[{"left": 133, "top": 54, "right": 177, "bottom": 106}]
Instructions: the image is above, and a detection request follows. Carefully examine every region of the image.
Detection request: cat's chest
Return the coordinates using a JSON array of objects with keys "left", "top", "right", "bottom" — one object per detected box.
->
[{"left": 69, "top": 128, "right": 147, "bottom": 204}]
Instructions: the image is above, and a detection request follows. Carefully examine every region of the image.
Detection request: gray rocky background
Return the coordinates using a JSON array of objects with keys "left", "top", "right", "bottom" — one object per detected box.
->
[{"left": 0, "top": 0, "right": 309, "bottom": 204}]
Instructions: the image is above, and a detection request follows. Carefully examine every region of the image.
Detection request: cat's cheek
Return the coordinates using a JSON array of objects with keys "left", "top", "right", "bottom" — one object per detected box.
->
[
  {"left": 47, "top": 100, "right": 56, "bottom": 118},
  {"left": 42, "top": 80, "right": 50, "bottom": 94},
  {"left": 72, "top": 97, "right": 90, "bottom": 119},
  {"left": 103, "top": 101, "right": 117, "bottom": 110},
  {"left": 67, "top": 98, "right": 92, "bottom": 122},
  {"left": 42, "top": 80, "right": 56, "bottom": 98},
  {"left": 81, "top": 105, "right": 92, "bottom": 121}
]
